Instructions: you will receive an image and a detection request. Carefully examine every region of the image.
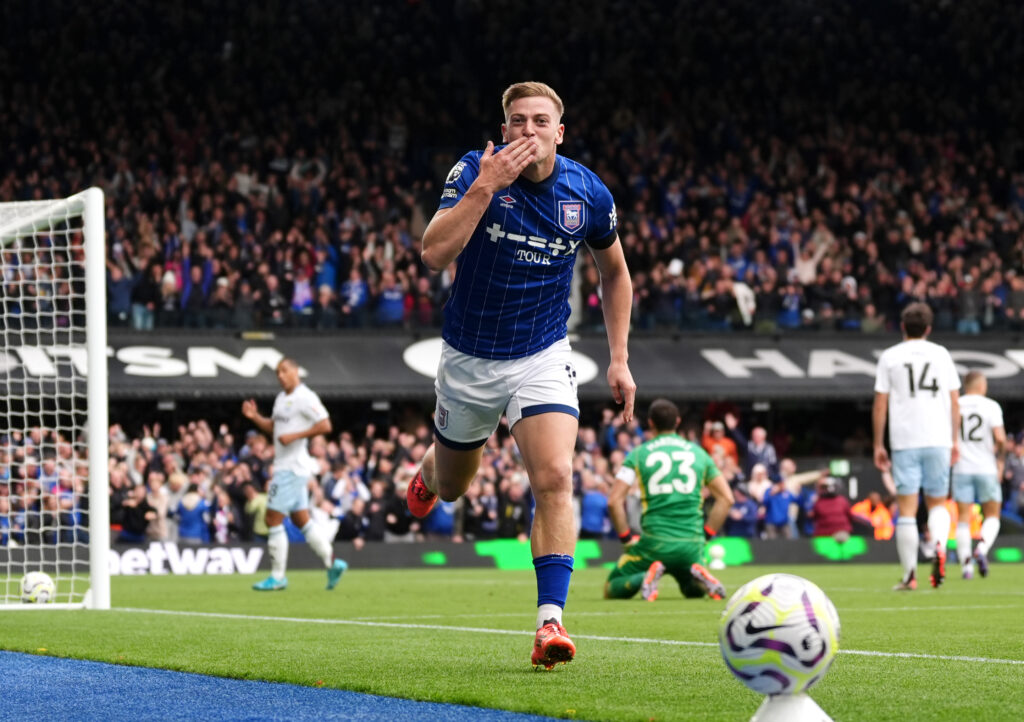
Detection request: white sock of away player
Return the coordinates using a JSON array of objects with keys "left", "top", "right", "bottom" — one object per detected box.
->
[
  {"left": 977, "top": 517, "right": 1000, "bottom": 556},
  {"left": 301, "top": 520, "right": 334, "bottom": 568},
  {"left": 956, "top": 522, "right": 973, "bottom": 569},
  {"left": 268, "top": 525, "right": 289, "bottom": 579},
  {"left": 927, "top": 505, "right": 951, "bottom": 554},
  {"left": 895, "top": 517, "right": 918, "bottom": 581}
]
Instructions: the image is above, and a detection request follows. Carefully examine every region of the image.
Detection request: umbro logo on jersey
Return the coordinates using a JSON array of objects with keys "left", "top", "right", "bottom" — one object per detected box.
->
[{"left": 498, "top": 194, "right": 516, "bottom": 209}]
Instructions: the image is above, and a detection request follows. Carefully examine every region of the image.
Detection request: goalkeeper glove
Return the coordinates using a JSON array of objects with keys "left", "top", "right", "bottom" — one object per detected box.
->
[
  {"left": 704, "top": 524, "right": 717, "bottom": 540},
  {"left": 619, "top": 530, "right": 640, "bottom": 546}
]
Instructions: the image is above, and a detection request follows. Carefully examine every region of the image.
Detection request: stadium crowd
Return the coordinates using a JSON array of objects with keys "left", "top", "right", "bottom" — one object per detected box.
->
[
  {"left": 3, "top": 2, "right": 1024, "bottom": 335},
  {"left": 4, "top": 1, "right": 1024, "bottom": 550},
  {"left": 2, "top": 412, "right": 1023, "bottom": 549}
]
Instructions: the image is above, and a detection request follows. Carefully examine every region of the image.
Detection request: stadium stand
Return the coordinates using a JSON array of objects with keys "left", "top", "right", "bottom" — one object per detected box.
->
[
  {"left": 2, "top": 1, "right": 1023, "bottom": 333},
  {"left": 2, "top": 0, "right": 1024, "bottom": 545}
]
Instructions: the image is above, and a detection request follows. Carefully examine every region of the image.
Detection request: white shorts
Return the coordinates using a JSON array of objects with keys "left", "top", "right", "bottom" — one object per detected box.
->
[
  {"left": 267, "top": 470, "right": 311, "bottom": 514},
  {"left": 951, "top": 473, "right": 1002, "bottom": 504},
  {"left": 891, "top": 447, "right": 951, "bottom": 497},
  {"left": 433, "top": 338, "right": 580, "bottom": 449}
]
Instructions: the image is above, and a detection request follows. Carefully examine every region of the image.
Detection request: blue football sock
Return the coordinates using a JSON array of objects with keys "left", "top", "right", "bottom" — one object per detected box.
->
[{"left": 533, "top": 553, "right": 574, "bottom": 609}]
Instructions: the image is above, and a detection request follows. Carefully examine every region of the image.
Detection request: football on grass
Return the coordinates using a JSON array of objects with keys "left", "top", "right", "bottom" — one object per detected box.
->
[
  {"left": 21, "top": 571, "right": 56, "bottom": 604},
  {"left": 718, "top": 573, "right": 840, "bottom": 695}
]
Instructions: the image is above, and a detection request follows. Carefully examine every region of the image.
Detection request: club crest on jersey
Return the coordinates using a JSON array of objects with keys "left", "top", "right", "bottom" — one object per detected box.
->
[
  {"left": 557, "top": 200, "right": 585, "bottom": 234},
  {"left": 437, "top": 404, "right": 449, "bottom": 430}
]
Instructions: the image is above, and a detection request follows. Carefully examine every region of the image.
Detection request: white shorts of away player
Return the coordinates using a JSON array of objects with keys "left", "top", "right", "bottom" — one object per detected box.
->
[
  {"left": 267, "top": 470, "right": 311, "bottom": 514},
  {"left": 951, "top": 473, "right": 1002, "bottom": 504},
  {"left": 433, "top": 337, "right": 580, "bottom": 450}
]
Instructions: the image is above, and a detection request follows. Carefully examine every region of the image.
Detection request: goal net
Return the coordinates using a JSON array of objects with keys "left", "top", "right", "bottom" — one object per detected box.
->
[{"left": 0, "top": 188, "right": 110, "bottom": 609}]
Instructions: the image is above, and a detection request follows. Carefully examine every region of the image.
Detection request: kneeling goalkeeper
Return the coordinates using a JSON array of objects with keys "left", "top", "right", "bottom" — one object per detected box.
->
[{"left": 605, "top": 399, "right": 734, "bottom": 602}]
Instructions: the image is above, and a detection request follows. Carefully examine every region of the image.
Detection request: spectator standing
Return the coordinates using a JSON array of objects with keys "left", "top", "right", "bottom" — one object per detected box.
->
[
  {"left": 340, "top": 268, "right": 370, "bottom": 327},
  {"left": 145, "top": 471, "right": 169, "bottom": 542},
  {"left": 165, "top": 471, "right": 188, "bottom": 542},
  {"left": 702, "top": 420, "right": 739, "bottom": 467},
  {"left": 1003, "top": 433, "right": 1024, "bottom": 525},
  {"left": 762, "top": 479, "right": 797, "bottom": 539},
  {"left": 242, "top": 481, "right": 269, "bottom": 541},
  {"left": 746, "top": 464, "right": 773, "bottom": 506},
  {"left": 578, "top": 474, "right": 609, "bottom": 539},
  {"left": 157, "top": 271, "right": 181, "bottom": 327},
  {"left": 851, "top": 492, "right": 894, "bottom": 540},
  {"left": 497, "top": 476, "right": 531, "bottom": 541},
  {"left": 117, "top": 484, "right": 154, "bottom": 544},
  {"left": 373, "top": 270, "right": 407, "bottom": 327},
  {"left": 177, "top": 484, "right": 210, "bottom": 545},
  {"left": 724, "top": 413, "right": 779, "bottom": 479},
  {"left": 131, "top": 263, "right": 163, "bottom": 331},
  {"left": 336, "top": 497, "right": 368, "bottom": 549},
  {"left": 724, "top": 485, "right": 760, "bottom": 538},
  {"left": 811, "top": 478, "right": 853, "bottom": 538},
  {"left": 478, "top": 480, "right": 500, "bottom": 539},
  {"left": 106, "top": 264, "right": 135, "bottom": 327}
]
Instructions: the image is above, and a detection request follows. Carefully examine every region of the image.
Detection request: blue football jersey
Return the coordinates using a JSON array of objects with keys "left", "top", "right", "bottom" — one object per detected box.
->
[{"left": 437, "top": 148, "right": 618, "bottom": 359}]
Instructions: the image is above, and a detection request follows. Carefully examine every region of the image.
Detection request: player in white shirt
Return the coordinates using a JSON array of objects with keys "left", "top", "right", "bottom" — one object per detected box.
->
[
  {"left": 952, "top": 371, "right": 1006, "bottom": 579},
  {"left": 242, "top": 358, "right": 347, "bottom": 591},
  {"left": 873, "top": 302, "right": 960, "bottom": 590}
]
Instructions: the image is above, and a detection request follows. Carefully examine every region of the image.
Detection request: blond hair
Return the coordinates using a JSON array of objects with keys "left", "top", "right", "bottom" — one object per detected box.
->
[{"left": 501, "top": 82, "right": 564, "bottom": 120}]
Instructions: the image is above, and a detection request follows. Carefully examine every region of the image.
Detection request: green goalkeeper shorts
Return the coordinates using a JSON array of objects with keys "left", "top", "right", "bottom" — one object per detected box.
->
[{"left": 607, "top": 534, "right": 706, "bottom": 597}]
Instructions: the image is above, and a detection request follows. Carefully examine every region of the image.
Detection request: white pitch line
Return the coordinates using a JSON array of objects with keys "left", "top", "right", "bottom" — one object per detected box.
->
[
  {"left": 842, "top": 604, "right": 1024, "bottom": 613},
  {"left": 115, "top": 607, "right": 1024, "bottom": 666},
  {"left": 826, "top": 587, "right": 1024, "bottom": 597},
  {"left": 351, "top": 610, "right": 720, "bottom": 621},
  {"left": 839, "top": 649, "right": 1024, "bottom": 665},
  {"left": 350, "top": 604, "right": 1021, "bottom": 621}
]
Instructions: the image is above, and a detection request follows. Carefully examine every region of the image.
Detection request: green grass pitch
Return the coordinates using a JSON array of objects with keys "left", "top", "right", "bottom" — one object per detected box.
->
[{"left": 4, "top": 564, "right": 1024, "bottom": 721}]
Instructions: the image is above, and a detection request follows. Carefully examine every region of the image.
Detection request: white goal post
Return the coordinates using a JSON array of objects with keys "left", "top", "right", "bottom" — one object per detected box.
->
[{"left": 0, "top": 187, "right": 110, "bottom": 610}]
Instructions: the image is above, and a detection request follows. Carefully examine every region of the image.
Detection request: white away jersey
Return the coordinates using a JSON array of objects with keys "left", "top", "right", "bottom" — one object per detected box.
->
[
  {"left": 271, "top": 383, "right": 329, "bottom": 476},
  {"left": 955, "top": 394, "right": 1004, "bottom": 475},
  {"left": 438, "top": 149, "right": 618, "bottom": 360},
  {"left": 874, "top": 338, "right": 960, "bottom": 450}
]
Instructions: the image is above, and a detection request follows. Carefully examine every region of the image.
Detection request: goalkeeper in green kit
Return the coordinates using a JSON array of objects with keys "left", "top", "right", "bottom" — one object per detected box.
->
[{"left": 605, "top": 399, "right": 734, "bottom": 601}]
